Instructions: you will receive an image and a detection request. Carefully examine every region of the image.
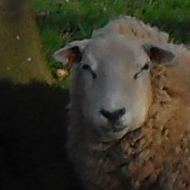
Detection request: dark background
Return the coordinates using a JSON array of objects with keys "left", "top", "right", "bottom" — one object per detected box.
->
[{"left": 0, "top": 81, "right": 83, "bottom": 190}]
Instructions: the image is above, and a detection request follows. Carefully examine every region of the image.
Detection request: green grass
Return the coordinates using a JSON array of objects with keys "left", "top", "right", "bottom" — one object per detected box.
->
[{"left": 31, "top": 0, "right": 190, "bottom": 87}]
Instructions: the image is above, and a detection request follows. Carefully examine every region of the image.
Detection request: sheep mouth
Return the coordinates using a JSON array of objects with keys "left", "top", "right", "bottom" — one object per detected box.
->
[
  {"left": 107, "top": 126, "right": 129, "bottom": 139},
  {"left": 101, "top": 122, "right": 129, "bottom": 139},
  {"left": 109, "top": 121, "right": 127, "bottom": 132}
]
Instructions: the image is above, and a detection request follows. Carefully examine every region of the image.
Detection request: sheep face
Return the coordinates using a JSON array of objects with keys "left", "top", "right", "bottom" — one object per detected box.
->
[
  {"left": 78, "top": 35, "right": 152, "bottom": 140},
  {"left": 53, "top": 34, "right": 175, "bottom": 141}
]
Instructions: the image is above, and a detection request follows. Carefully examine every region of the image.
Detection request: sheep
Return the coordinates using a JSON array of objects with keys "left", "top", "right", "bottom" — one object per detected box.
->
[{"left": 53, "top": 16, "right": 190, "bottom": 190}]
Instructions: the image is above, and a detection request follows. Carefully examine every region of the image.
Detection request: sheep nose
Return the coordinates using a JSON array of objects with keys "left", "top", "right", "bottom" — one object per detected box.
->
[{"left": 99, "top": 108, "right": 126, "bottom": 123}]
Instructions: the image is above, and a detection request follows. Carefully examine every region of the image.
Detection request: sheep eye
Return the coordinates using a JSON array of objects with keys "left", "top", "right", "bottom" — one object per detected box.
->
[
  {"left": 134, "top": 63, "right": 150, "bottom": 80},
  {"left": 141, "top": 64, "right": 149, "bottom": 71},
  {"left": 82, "top": 64, "right": 91, "bottom": 70},
  {"left": 82, "top": 64, "right": 97, "bottom": 79}
]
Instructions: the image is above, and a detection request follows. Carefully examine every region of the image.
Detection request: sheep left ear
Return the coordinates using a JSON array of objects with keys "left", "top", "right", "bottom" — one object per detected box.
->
[
  {"left": 53, "top": 39, "right": 90, "bottom": 66},
  {"left": 143, "top": 43, "right": 175, "bottom": 63}
]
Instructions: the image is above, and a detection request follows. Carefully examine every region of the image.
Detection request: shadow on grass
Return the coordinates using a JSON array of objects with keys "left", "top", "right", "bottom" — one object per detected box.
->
[{"left": 0, "top": 80, "right": 84, "bottom": 190}]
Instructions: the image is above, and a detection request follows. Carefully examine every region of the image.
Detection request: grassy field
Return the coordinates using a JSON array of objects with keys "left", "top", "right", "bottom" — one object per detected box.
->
[{"left": 31, "top": 0, "right": 190, "bottom": 86}]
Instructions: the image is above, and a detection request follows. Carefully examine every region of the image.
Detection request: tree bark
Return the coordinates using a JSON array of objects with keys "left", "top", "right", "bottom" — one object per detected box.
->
[{"left": 0, "top": 0, "right": 54, "bottom": 84}]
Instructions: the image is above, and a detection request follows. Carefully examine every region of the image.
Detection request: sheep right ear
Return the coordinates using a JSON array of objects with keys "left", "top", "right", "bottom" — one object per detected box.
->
[
  {"left": 143, "top": 43, "right": 175, "bottom": 63},
  {"left": 53, "top": 39, "right": 89, "bottom": 66}
]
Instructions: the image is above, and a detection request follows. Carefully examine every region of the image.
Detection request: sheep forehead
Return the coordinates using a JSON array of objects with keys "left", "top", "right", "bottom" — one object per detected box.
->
[{"left": 84, "top": 35, "right": 149, "bottom": 69}]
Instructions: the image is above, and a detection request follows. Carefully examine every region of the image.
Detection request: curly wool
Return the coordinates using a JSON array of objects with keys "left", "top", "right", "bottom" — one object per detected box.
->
[{"left": 68, "top": 16, "right": 190, "bottom": 190}]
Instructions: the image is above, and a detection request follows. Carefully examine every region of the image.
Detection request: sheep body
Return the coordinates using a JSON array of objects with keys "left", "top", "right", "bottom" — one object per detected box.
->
[{"left": 57, "top": 16, "right": 190, "bottom": 190}]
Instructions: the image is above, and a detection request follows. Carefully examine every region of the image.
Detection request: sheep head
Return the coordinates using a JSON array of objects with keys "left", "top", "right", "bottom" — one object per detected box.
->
[{"left": 53, "top": 34, "right": 175, "bottom": 141}]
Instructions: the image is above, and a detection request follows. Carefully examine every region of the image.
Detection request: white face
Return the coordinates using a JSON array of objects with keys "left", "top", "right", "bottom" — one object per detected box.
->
[
  {"left": 53, "top": 33, "right": 175, "bottom": 141},
  {"left": 73, "top": 35, "right": 152, "bottom": 140}
]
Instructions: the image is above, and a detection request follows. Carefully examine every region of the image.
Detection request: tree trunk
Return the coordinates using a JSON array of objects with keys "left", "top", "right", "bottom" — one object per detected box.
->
[{"left": 0, "top": 0, "right": 54, "bottom": 84}]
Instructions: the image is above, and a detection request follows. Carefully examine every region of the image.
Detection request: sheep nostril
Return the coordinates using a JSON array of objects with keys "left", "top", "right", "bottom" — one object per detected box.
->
[
  {"left": 100, "top": 109, "right": 112, "bottom": 120},
  {"left": 99, "top": 108, "right": 126, "bottom": 123}
]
